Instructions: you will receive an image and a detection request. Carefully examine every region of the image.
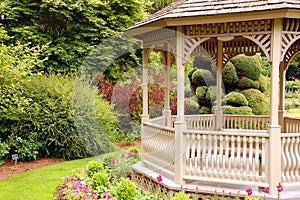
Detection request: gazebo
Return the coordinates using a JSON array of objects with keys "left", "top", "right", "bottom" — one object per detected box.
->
[{"left": 126, "top": 0, "right": 300, "bottom": 199}]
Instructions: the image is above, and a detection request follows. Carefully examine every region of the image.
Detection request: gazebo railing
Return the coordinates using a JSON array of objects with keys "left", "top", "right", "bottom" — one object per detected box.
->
[
  {"left": 223, "top": 115, "right": 270, "bottom": 130},
  {"left": 183, "top": 129, "right": 269, "bottom": 187},
  {"left": 142, "top": 121, "right": 175, "bottom": 173},
  {"left": 284, "top": 117, "right": 300, "bottom": 133},
  {"left": 171, "top": 114, "right": 215, "bottom": 130}
]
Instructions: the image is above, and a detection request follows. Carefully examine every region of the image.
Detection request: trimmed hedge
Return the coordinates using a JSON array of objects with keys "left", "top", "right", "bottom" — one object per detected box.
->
[
  {"left": 196, "top": 86, "right": 208, "bottom": 102},
  {"left": 241, "top": 89, "right": 270, "bottom": 115},
  {"left": 222, "top": 105, "right": 253, "bottom": 115},
  {"left": 258, "top": 75, "right": 268, "bottom": 92},
  {"left": 222, "top": 61, "right": 238, "bottom": 88},
  {"left": 199, "top": 106, "right": 210, "bottom": 114},
  {"left": 191, "top": 69, "right": 214, "bottom": 87},
  {"left": 238, "top": 76, "right": 259, "bottom": 90},
  {"left": 232, "top": 54, "right": 261, "bottom": 80},
  {"left": 222, "top": 92, "right": 248, "bottom": 107}
]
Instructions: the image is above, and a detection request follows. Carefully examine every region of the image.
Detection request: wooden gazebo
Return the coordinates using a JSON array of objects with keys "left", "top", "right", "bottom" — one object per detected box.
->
[{"left": 126, "top": 1, "right": 300, "bottom": 199}]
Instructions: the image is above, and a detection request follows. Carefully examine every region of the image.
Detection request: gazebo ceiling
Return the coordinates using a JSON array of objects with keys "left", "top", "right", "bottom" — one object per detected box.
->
[{"left": 127, "top": 0, "right": 300, "bottom": 36}]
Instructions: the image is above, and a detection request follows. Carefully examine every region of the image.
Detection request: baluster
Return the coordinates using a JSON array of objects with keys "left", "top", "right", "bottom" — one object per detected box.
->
[
  {"left": 242, "top": 136, "right": 247, "bottom": 177},
  {"left": 202, "top": 134, "right": 207, "bottom": 175},
  {"left": 287, "top": 137, "right": 292, "bottom": 181},
  {"left": 281, "top": 137, "right": 287, "bottom": 182},
  {"left": 224, "top": 135, "right": 230, "bottom": 178},
  {"left": 191, "top": 134, "right": 196, "bottom": 175},
  {"left": 197, "top": 134, "right": 201, "bottom": 175},
  {"left": 186, "top": 134, "right": 191, "bottom": 174},
  {"left": 254, "top": 137, "right": 260, "bottom": 181},
  {"left": 236, "top": 136, "right": 241, "bottom": 178},
  {"left": 213, "top": 134, "right": 218, "bottom": 177},
  {"left": 219, "top": 135, "right": 224, "bottom": 178},
  {"left": 290, "top": 137, "right": 296, "bottom": 182},
  {"left": 208, "top": 134, "right": 213, "bottom": 177},
  {"left": 230, "top": 135, "right": 236, "bottom": 179},
  {"left": 295, "top": 137, "right": 300, "bottom": 181},
  {"left": 261, "top": 138, "right": 266, "bottom": 181},
  {"left": 249, "top": 137, "right": 254, "bottom": 181}
]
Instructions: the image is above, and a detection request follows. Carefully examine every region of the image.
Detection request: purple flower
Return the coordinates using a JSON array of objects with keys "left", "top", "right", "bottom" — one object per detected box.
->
[
  {"left": 246, "top": 188, "right": 252, "bottom": 196},
  {"left": 62, "top": 184, "right": 69, "bottom": 189},
  {"left": 72, "top": 181, "right": 81, "bottom": 189},
  {"left": 83, "top": 193, "right": 89, "bottom": 199},
  {"left": 111, "top": 158, "right": 117, "bottom": 164},
  {"left": 156, "top": 175, "right": 162, "bottom": 183},
  {"left": 64, "top": 176, "right": 72, "bottom": 182},
  {"left": 73, "top": 175, "right": 80, "bottom": 180},
  {"left": 277, "top": 183, "right": 283, "bottom": 193},
  {"left": 120, "top": 154, "right": 126, "bottom": 158},
  {"left": 128, "top": 151, "right": 136, "bottom": 157},
  {"left": 262, "top": 188, "right": 269, "bottom": 193},
  {"left": 91, "top": 193, "right": 98, "bottom": 198},
  {"left": 102, "top": 191, "right": 113, "bottom": 199},
  {"left": 80, "top": 185, "right": 89, "bottom": 190}
]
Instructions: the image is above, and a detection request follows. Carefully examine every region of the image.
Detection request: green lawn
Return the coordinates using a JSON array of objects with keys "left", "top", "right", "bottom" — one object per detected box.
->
[
  {"left": 0, "top": 152, "right": 119, "bottom": 200},
  {"left": 287, "top": 107, "right": 300, "bottom": 118}
]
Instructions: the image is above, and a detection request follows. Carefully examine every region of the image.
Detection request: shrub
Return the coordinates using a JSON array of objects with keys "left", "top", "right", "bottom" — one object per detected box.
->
[
  {"left": 199, "top": 106, "right": 210, "bottom": 114},
  {"left": 187, "top": 68, "right": 197, "bottom": 81},
  {"left": 116, "top": 178, "right": 137, "bottom": 200},
  {"left": 222, "top": 105, "right": 253, "bottom": 115},
  {"left": 232, "top": 54, "right": 261, "bottom": 80},
  {"left": 87, "top": 160, "right": 104, "bottom": 177},
  {"left": 222, "top": 61, "right": 238, "bottom": 88},
  {"left": 92, "top": 171, "right": 109, "bottom": 188},
  {"left": 258, "top": 75, "right": 268, "bottom": 92},
  {"left": 238, "top": 76, "right": 259, "bottom": 89},
  {"left": 185, "top": 98, "right": 199, "bottom": 114},
  {"left": 171, "top": 191, "right": 190, "bottom": 200},
  {"left": 242, "top": 89, "right": 270, "bottom": 115},
  {"left": 196, "top": 86, "right": 208, "bottom": 102},
  {"left": 191, "top": 69, "right": 214, "bottom": 87},
  {"left": 127, "top": 146, "right": 141, "bottom": 154},
  {"left": 222, "top": 92, "right": 248, "bottom": 107},
  {"left": 0, "top": 140, "right": 9, "bottom": 165}
]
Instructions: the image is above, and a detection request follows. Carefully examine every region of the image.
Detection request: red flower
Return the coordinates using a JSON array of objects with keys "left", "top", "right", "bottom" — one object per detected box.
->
[
  {"left": 277, "top": 183, "right": 283, "bottom": 193},
  {"left": 156, "top": 175, "right": 162, "bottom": 183},
  {"left": 246, "top": 188, "right": 252, "bottom": 196},
  {"left": 262, "top": 188, "right": 269, "bottom": 193}
]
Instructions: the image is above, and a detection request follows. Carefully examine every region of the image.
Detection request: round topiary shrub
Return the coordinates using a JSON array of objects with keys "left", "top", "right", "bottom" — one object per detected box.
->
[
  {"left": 188, "top": 68, "right": 197, "bottom": 81},
  {"left": 222, "top": 61, "right": 238, "bottom": 88},
  {"left": 206, "top": 86, "right": 217, "bottom": 102},
  {"left": 222, "top": 92, "right": 248, "bottom": 107},
  {"left": 191, "top": 69, "right": 214, "bottom": 87},
  {"left": 241, "top": 89, "right": 270, "bottom": 115},
  {"left": 199, "top": 106, "right": 210, "bottom": 114},
  {"left": 87, "top": 160, "right": 104, "bottom": 177},
  {"left": 196, "top": 86, "right": 208, "bottom": 102},
  {"left": 232, "top": 54, "right": 261, "bottom": 80},
  {"left": 258, "top": 75, "right": 268, "bottom": 92},
  {"left": 238, "top": 76, "right": 259, "bottom": 89},
  {"left": 222, "top": 105, "right": 253, "bottom": 115},
  {"left": 116, "top": 178, "right": 137, "bottom": 200},
  {"left": 92, "top": 171, "right": 109, "bottom": 188}
]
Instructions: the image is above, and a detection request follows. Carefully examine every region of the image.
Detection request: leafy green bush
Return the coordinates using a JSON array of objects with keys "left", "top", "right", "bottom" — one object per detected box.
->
[
  {"left": 87, "top": 160, "right": 104, "bottom": 177},
  {"left": 187, "top": 68, "right": 197, "bottom": 81},
  {"left": 238, "top": 76, "right": 259, "bottom": 90},
  {"left": 232, "top": 54, "right": 261, "bottom": 80},
  {"left": 222, "top": 61, "right": 238, "bottom": 88},
  {"left": 242, "top": 89, "right": 270, "bottom": 115},
  {"left": 199, "top": 106, "right": 210, "bottom": 114},
  {"left": 116, "top": 178, "right": 137, "bottom": 200},
  {"left": 196, "top": 86, "right": 208, "bottom": 101},
  {"left": 171, "top": 191, "right": 190, "bottom": 200},
  {"left": 258, "top": 75, "right": 268, "bottom": 92},
  {"left": 222, "top": 92, "right": 248, "bottom": 107},
  {"left": 92, "top": 171, "right": 109, "bottom": 188},
  {"left": 0, "top": 140, "right": 9, "bottom": 165},
  {"left": 191, "top": 69, "right": 214, "bottom": 87},
  {"left": 222, "top": 105, "right": 253, "bottom": 115}
]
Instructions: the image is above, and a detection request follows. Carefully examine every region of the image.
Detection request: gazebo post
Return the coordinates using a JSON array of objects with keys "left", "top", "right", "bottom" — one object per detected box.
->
[
  {"left": 215, "top": 39, "right": 224, "bottom": 131},
  {"left": 278, "top": 62, "right": 286, "bottom": 132},
  {"left": 268, "top": 18, "right": 282, "bottom": 195},
  {"left": 174, "top": 26, "right": 187, "bottom": 185},
  {"left": 163, "top": 45, "right": 172, "bottom": 127},
  {"left": 141, "top": 47, "right": 150, "bottom": 123}
]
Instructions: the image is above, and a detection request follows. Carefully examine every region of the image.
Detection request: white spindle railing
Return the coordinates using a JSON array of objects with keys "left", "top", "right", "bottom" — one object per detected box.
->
[
  {"left": 149, "top": 116, "right": 166, "bottom": 126},
  {"left": 281, "top": 133, "right": 300, "bottom": 184},
  {"left": 183, "top": 130, "right": 269, "bottom": 187},
  {"left": 142, "top": 122, "right": 175, "bottom": 172},
  {"left": 171, "top": 115, "right": 215, "bottom": 130},
  {"left": 284, "top": 117, "right": 300, "bottom": 133},
  {"left": 223, "top": 115, "right": 270, "bottom": 130}
]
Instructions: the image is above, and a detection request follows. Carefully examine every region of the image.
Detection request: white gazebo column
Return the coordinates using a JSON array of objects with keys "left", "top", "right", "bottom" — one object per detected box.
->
[
  {"left": 278, "top": 62, "right": 286, "bottom": 132},
  {"left": 163, "top": 46, "right": 172, "bottom": 127},
  {"left": 174, "top": 26, "right": 187, "bottom": 184},
  {"left": 268, "top": 18, "right": 282, "bottom": 195},
  {"left": 215, "top": 39, "right": 224, "bottom": 131},
  {"left": 141, "top": 48, "right": 150, "bottom": 123}
]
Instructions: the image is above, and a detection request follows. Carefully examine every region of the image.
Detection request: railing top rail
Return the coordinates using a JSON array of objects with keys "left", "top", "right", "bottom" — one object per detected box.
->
[
  {"left": 284, "top": 116, "right": 300, "bottom": 120},
  {"left": 184, "top": 129, "right": 269, "bottom": 137},
  {"left": 149, "top": 116, "right": 166, "bottom": 122},
  {"left": 224, "top": 114, "right": 270, "bottom": 118},
  {"left": 143, "top": 121, "right": 175, "bottom": 132},
  {"left": 281, "top": 133, "right": 300, "bottom": 137},
  {"left": 171, "top": 114, "right": 215, "bottom": 118}
]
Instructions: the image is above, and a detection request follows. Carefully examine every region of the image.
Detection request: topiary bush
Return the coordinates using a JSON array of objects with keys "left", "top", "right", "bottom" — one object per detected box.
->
[
  {"left": 222, "top": 61, "right": 238, "bottom": 90},
  {"left": 232, "top": 54, "right": 261, "bottom": 80},
  {"left": 222, "top": 92, "right": 248, "bottom": 107},
  {"left": 116, "top": 178, "right": 137, "bottom": 200},
  {"left": 199, "top": 106, "right": 210, "bottom": 114},
  {"left": 238, "top": 76, "right": 259, "bottom": 90},
  {"left": 87, "top": 160, "right": 104, "bottom": 177},
  {"left": 196, "top": 86, "right": 208, "bottom": 102},
  {"left": 222, "top": 105, "right": 253, "bottom": 115},
  {"left": 258, "top": 75, "right": 268, "bottom": 92},
  {"left": 242, "top": 89, "right": 270, "bottom": 115},
  {"left": 191, "top": 69, "right": 214, "bottom": 87}
]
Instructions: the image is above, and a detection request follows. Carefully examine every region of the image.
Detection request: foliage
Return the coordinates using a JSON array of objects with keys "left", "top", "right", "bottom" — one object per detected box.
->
[
  {"left": 231, "top": 54, "right": 261, "bottom": 80},
  {"left": 191, "top": 69, "right": 214, "bottom": 87},
  {"left": 199, "top": 106, "right": 210, "bottom": 114},
  {"left": 170, "top": 191, "right": 190, "bottom": 200},
  {"left": 87, "top": 160, "right": 104, "bottom": 178},
  {"left": 286, "top": 52, "right": 300, "bottom": 80},
  {"left": 116, "top": 178, "right": 137, "bottom": 200},
  {"left": 0, "top": 140, "right": 9, "bottom": 165},
  {"left": 195, "top": 86, "right": 207, "bottom": 102},
  {"left": 238, "top": 76, "right": 259, "bottom": 90},
  {"left": 242, "top": 89, "right": 270, "bottom": 115},
  {"left": 92, "top": 171, "right": 109, "bottom": 190},
  {"left": 222, "top": 62, "right": 238, "bottom": 91},
  {"left": 261, "top": 56, "right": 271, "bottom": 77},
  {"left": 0, "top": 0, "right": 145, "bottom": 73},
  {"left": 193, "top": 55, "right": 214, "bottom": 71},
  {"left": 258, "top": 75, "right": 268, "bottom": 92},
  {"left": 222, "top": 92, "right": 248, "bottom": 107},
  {"left": 222, "top": 105, "right": 253, "bottom": 115}
]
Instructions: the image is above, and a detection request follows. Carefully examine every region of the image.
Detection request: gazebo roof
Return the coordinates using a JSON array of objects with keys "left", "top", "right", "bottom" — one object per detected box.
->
[{"left": 128, "top": 0, "right": 300, "bottom": 31}]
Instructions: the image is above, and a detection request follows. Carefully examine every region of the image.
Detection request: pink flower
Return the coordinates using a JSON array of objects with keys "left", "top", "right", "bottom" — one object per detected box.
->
[
  {"left": 62, "top": 184, "right": 69, "bottom": 189},
  {"left": 246, "top": 188, "right": 252, "bottom": 196},
  {"left": 111, "top": 158, "right": 117, "bottom": 164},
  {"left": 83, "top": 193, "right": 89, "bottom": 199},
  {"left": 72, "top": 181, "right": 81, "bottom": 189},
  {"left": 91, "top": 193, "right": 98, "bottom": 198},
  {"left": 64, "top": 176, "right": 72, "bottom": 182},
  {"left": 73, "top": 175, "right": 80, "bottom": 180},
  {"left": 156, "top": 175, "right": 162, "bottom": 183},
  {"left": 262, "top": 188, "right": 269, "bottom": 193},
  {"left": 80, "top": 185, "right": 89, "bottom": 190},
  {"left": 120, "top": 154, "right": 126, "bottom": 158},
  {"left": 277, "top": 183, "right": 283, "bottom": 193},
  {"left": 102, "top": 191, "right": 113, "bottom": 199},
  {"left": 128, "top": 151, "right": 136, "bottom": 157}
]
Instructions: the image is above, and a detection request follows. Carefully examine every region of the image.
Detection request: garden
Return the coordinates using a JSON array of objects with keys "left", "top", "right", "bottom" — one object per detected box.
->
[{"left": 0, "top": 0, "right": 300, "bottom": 200}]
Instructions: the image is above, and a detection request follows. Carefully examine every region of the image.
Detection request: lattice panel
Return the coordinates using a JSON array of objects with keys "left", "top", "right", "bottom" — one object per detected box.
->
[
  {"left": 183, "top": 37, "right": 209, "bottom": 61},
  {"left": 284, "top": 38, "right": 300, "bottom": 66},
  {"left": 243, "top": 34, "right": 271, "bottom": 60},
  {"left": 281, "top": 33, "right": 300, "bottom": 62},
  {"left": 143, "top": 27, "right": 176, "bottom": 45},
  {"left": 185, "top": 20, "right": 272, "bottom": 37},
  {"left": 283, "top": 18, "right": 300, "bottom": 32}
]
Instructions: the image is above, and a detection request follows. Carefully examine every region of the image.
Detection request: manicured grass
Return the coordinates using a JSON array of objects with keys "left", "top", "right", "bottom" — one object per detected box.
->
[
  {"left": 287, "top": 107, "right": 300, "bottom": 118},
  {"left": 0, "top": 152, "right": 119, "bottom": 200}
]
